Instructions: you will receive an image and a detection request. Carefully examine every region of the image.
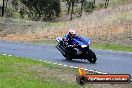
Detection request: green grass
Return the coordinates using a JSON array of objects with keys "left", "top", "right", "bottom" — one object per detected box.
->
[
  {"left": 91, "top": 43, "right": 132, "bottom": 52},
  {"left": 0, "top": 55, "right": 82, "bottom": 88},
  {"left": 0, "top": 46, "right": 132, "bottom": 88},
  {"left": 95, "top": 0, "right": 131, "bottom": 10}
]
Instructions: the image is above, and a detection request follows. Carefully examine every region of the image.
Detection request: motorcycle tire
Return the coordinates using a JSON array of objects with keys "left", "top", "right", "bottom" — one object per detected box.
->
[
  {"left": 64, "top": 54, "right": 72, "bottom": 60},
  {"left": 87, "top": 49, "right": 97, "bottom": 63}
]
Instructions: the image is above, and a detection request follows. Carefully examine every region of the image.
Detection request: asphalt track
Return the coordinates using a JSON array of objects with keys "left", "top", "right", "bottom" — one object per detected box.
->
[{"left": 0, "top": 40, "right": 132, "bottom": 75}]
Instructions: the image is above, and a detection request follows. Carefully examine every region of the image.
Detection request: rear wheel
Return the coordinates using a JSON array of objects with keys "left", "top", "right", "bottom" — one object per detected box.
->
[{"left": 87, "top": 49, "right": 97, "bottom": 63}]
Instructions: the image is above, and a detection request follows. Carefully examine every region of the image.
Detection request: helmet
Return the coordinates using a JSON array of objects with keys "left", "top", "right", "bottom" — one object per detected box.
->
[{"left": 68, "top": 29, "right": 76, "bottom": 35}]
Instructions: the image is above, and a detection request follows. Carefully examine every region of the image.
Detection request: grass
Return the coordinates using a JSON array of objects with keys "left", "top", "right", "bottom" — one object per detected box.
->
[
  {"left": 91, "top": 43, "right": 132, "bottom": 52},
  {"left": 0, "top": 49, "right": 132, "bottom": 88},
  {"left": 108, "top": 0, "right": 131, "bottom": 7},
  {"left": 95, "top": 0, "right": 131, "bottom": 8},
  {"left": 0, "top": 3, "right": 132, "bottom": 45},
  {"left": 0, "top": 55, "right": 82, "bottom": 88}
]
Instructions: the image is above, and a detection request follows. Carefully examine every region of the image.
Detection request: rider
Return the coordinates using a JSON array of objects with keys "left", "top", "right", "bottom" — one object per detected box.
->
[{"left": 63, "top": 29, "right": 77, "bottom": 46}]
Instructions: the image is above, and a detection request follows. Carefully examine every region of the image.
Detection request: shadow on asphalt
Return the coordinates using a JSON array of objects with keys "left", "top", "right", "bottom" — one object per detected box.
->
[{"left": 60, "top": 59, "right": 96, "bottom": 64}]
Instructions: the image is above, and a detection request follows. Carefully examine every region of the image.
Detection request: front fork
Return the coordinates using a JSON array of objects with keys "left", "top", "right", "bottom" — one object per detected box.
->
[{"left": 83, "top": 47, "right": 90, "bottom": 58}]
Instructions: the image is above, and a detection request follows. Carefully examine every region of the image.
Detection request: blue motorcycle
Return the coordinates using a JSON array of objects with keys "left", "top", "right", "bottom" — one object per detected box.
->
[{"left": 56, "top": 35, "right": 97, "bottom": 63}]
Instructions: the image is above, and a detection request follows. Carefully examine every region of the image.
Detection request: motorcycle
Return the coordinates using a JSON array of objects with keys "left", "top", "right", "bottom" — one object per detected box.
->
[{"left": 55, "top": 35, "right": 97, "bottom": 63}]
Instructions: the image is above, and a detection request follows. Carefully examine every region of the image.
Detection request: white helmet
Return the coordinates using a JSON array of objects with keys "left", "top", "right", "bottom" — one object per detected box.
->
[{"left": 69, "top": 29, "right": 76, "bottom": 35}]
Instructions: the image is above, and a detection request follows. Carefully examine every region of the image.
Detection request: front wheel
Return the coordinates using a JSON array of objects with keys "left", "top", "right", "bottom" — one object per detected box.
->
[
  {"left": 87, "top": 49, "right": 97, "bottom": 63},
  {"left": 63, "top": 54, "right": 72, "bottom": 60}
]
